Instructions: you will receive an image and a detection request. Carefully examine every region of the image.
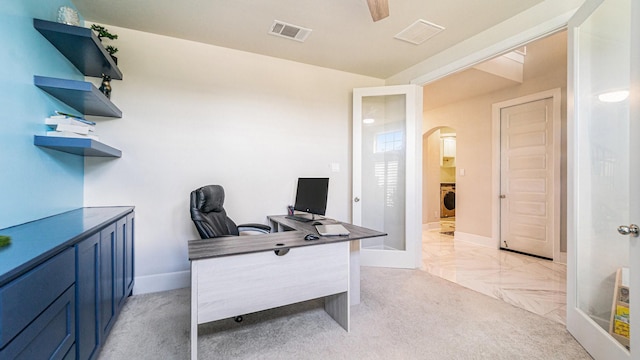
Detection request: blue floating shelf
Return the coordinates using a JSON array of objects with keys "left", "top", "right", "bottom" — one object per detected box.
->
[
  {"left": 34, "top": 136, "right": 122, "bottom": 157},
  {"left": 34, "top": 19, "right": 122, "bottom": 80},
  {"left": 34, "top": 75, "right": 122, "bottom": 118}
]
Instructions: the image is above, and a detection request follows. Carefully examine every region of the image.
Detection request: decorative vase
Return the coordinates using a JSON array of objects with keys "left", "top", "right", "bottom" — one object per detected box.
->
[{"left": 57, "top": 6, "right": 80, "bottom": 26}]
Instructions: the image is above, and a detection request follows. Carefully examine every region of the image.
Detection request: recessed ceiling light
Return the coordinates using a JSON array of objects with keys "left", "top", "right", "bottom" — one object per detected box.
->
[
  {"left": 598, "top": 90, "right": 629, "bottom": 103},
  {"left": 363, "top": 118, "right": 375, "bottom": 124}
]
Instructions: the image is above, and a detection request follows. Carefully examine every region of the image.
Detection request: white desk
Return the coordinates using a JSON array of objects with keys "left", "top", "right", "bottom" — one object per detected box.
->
[
  {"left": 188, "top": 218, "right": 385, "bottom": 359},
  {"left": 267, "top": 215, "right": 385, "bottom": 305}
]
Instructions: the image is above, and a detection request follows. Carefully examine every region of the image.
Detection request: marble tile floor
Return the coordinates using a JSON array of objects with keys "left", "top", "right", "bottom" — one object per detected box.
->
[{"left": 421, "top": 228, "right": 567, "bottom": 325}]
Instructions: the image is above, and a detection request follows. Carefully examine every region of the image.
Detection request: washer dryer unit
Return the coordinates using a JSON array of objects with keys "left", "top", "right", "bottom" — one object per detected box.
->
[{"left": 440, "top": 183, "right": 455, "bottom": 218}]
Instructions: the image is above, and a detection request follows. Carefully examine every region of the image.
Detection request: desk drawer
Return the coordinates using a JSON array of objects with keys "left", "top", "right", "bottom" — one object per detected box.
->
[
  {"left": 194, "top": 242, "right": 349, "bottom": 324},
  {"left": 0, "top": 248, "right": 75, "bottom": 348}
]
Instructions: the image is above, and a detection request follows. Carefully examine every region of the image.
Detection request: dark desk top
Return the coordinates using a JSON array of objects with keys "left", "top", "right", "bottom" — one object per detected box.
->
[
  {"left": 267, "top": 215, "right": 386, "bottom": 238},
  {"left": 0, "top": 207, "right": 134, "bottom": 286},
  {"left": 188, "top": 215, "right": 386, "bottom": 261}
]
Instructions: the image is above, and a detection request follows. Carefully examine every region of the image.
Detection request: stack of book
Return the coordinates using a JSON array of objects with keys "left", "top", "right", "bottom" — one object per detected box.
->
[{"left": 44, "top": 112, "right": 98, "bottom": 140}]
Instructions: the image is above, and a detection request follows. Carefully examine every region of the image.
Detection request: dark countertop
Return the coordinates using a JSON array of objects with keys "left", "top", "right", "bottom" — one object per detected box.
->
[
  {"left": 189, "top": 215, "right": 387, "bottom": 261},
  {"left": 0, "top": 206, "right": 134, "bottom": 286}
]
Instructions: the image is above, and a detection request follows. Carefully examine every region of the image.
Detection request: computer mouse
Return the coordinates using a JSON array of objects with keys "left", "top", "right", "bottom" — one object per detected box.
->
[{"left": 304, "top": 233, "right": 320, "bottom": 241}]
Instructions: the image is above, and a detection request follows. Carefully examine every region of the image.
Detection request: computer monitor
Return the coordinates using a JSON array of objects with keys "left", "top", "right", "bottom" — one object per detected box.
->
[{"left": 292, "top": 178, "right": 329, "bottom": 220}]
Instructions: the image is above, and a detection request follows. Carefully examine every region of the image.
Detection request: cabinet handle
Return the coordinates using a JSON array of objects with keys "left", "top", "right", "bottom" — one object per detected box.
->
[{"left": 274, "top": 248, "right": 290, "bottom": 256}]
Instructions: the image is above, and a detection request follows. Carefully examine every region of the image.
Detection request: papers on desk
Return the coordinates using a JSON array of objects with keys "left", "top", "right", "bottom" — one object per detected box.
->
[{"left": 315, "top": 224, "right": 350, "bottom": 236}]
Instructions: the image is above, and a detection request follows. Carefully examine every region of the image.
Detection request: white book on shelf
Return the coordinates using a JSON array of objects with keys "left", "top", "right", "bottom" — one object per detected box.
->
[
  {"left": 45, "top": 117, "right": 96, "bottom": 131},
  {"left": 46, "top": 131, "right": 99, "bottom": 141},
  {"left": 53, "top": 123, "right": 91, "bottom": 135},
  {"left": 53, "top": 111, "right": 97, "bottom": 125}
]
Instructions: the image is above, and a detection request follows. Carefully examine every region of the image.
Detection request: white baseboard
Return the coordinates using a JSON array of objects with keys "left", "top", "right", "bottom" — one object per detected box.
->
[
  {"left": 454, "top": 231, "right": 498, "bottom": 249},
  {"left": 133, "top": 270, "right": 190, "bottom": 295},
  {"left": 423, "top": 222, "right": 440, "bottom": 230}
]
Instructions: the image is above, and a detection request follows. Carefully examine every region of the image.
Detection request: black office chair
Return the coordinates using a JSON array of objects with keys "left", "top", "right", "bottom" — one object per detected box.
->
[{"left": 190, "top": 185, "right": 271, "bottom": 239}]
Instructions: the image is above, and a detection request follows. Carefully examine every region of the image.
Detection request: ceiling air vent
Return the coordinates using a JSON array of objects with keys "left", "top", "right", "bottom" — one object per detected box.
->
[
  {"left": 394, "top": 19, "right": 444, "bottom": 45},
  {"left": 269, "top": 20, "right": 312, "bottom": 42}
]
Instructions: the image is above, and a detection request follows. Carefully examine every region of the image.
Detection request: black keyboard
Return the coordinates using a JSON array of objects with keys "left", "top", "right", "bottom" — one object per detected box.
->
[{"left": 285, "top": 215, "right": 313, "bottom": 222}]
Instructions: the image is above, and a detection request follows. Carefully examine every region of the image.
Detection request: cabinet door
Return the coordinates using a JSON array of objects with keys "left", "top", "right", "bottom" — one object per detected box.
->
[
  {"left": 100, "top": 223, "right": 116, "bottom": 339},
  {"left": 115, "top": 218, "right": 126, "bottom": 308},
  {"left": 0, "top": 287, "right": 76, "bottom": 360},
  {"left": 125, "top": 212, "right": 135, "bottom": 297},
  {"left": 0, "top": 249, "right": 75, "bottom": 360},
  {"left": 76, "top": 232, "right": 100, "bottom": 360}
]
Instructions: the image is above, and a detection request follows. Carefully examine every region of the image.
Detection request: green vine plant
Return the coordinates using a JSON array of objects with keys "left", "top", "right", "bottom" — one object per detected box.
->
[
  {"left": 91, "top": 24, "right": 119, "bottom": 57},
  {"left": 91, "top": 24, "right": 118, "bottom": 41},
  {"left": 106, "top": 45, "right": 118, "bottom": 56}
]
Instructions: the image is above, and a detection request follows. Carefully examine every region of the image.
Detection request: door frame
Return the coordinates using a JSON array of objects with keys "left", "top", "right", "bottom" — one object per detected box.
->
[
  {"left": 565, "top": 0, "right": 635, "bottom": 358},
  {"left": 411, "top": 11, "right": 572, "bottom": 257},
  {"left": 631, "top": 0, "right": 640, "bottom": 354},
  {"left": 353, "top": 85, "right": 423, "bottom": 269},
  {"left": 406, "top": 2, "right": 620, "bottom": 359},
  {"left": 491, "top": 89, "right": 563, "bottom": 261}
]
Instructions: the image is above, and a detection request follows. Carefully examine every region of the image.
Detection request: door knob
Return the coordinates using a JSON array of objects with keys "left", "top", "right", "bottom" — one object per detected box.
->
[
  {"left": 354, "top": 197, "right": 360, "bottom": 203},
  {"left": 617, "top": 224, "right": 639, "bottom": 237}
]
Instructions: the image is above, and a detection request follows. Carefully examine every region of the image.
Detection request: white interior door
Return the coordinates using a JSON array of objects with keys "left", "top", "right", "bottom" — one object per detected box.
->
[
  {"left": 567, "top": 0, "right": 639, "bottom": 358},
  {"left": 353, "top": 85, "right": 423, "bottom": 268},
  {"left": 499, "top": 94, "right": 559, "bottom": 259}
]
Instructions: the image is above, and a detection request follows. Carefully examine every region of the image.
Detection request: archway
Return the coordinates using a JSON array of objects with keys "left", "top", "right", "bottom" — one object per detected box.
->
[{"left": 422, "top": 126, "right": 456, "bottom": 234}]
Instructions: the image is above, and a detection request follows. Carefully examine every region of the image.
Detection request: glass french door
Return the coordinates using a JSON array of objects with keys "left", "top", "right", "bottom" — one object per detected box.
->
[
  {"left": 352, "top": 85, "right": 422, "bottom": 268},
  {"left": 567, "top": 0, "right": 639, "bottom": 358}
]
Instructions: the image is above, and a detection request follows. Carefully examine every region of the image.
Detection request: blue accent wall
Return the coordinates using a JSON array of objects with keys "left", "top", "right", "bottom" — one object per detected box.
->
[{"left": 0, "top": 1, "right": 85, "bottom": 228}]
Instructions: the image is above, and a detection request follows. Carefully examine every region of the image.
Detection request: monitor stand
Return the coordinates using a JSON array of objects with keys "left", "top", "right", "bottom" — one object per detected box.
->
[{"left": 286, "top": 213, "right": 325, "bottom": 222}]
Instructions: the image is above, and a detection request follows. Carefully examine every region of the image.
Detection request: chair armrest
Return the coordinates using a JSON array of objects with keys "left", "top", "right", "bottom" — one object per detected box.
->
[{"left": 237, "top": 223, "right": 271, "bottom": 234}]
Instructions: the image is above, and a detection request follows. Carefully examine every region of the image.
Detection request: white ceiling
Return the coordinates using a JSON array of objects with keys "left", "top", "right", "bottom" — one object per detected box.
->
[
  {"left": 424, "top": 67, "right": 521, "bottom": 110},
  {"left": 424, "top": 30, "right": 567, "bottom": 110},
  {"left": 71, "top": 0, "right": 544, "bottom": 79}
]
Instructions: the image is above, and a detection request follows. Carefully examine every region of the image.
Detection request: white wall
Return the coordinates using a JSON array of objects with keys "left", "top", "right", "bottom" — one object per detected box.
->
[
  {"left": 422, "top": 32, "right": 567, "bottom": 242},
  {"left": 422, "top": 130, "right": 441, "bottom": 225},
  {"left": 83, "top": 25, "right": 383, "bottom": 293}
]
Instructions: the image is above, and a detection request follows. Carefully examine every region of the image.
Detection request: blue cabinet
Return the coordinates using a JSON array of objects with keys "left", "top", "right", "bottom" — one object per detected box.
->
[
  {"left": 76, "top": 233, "right": 100, "bottom": 360},
  {"left": 2, "top": 287, "right": 76, "bottom": 360},
  {"left": 124, "top": 213, "right": 135, "bottom": 302},
  {"left": 75, "top": 211, "right": 135, "bottom": 360},
  {"left": 99, "top": 223, "right": 116, "bottom": 339},
  {"left": 115, "top": 215, "right": 134, "bottom": 309},
  {"left": 0, "top": 207, "right": 134, "bottom": 360},
  {"left": 0, "top": 249, "right": 75, "bottom": 359}
]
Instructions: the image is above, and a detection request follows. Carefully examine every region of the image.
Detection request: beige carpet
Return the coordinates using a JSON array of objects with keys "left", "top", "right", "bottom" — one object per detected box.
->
[{"left": 98, "top": 267, "right": 592, "bottom": 360}]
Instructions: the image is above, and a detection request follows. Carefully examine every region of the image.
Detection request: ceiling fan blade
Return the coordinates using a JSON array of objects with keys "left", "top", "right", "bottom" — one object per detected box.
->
[{"left": 366, "top": 0, "right": 389, "bottom": 22}]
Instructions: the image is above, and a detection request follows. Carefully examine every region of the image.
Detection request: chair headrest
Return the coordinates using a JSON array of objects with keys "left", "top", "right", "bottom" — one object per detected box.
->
[{"left": 195, "top": 185, "right": 225, "bottom": 213}]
